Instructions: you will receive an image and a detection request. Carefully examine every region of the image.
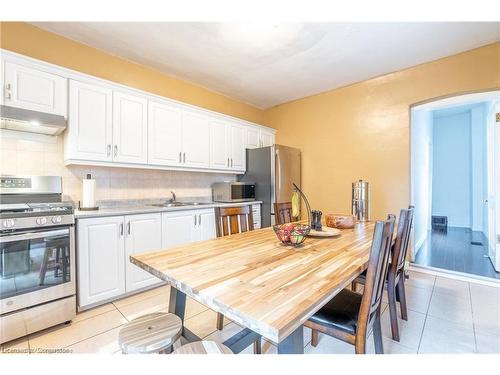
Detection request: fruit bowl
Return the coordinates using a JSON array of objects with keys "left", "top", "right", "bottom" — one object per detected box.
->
[{"left": 273, "top": 223, "right": 310, "bottom": 246}]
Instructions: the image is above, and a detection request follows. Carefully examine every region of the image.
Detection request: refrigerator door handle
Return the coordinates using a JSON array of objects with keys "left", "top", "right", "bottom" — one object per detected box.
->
[{"left": 275, "top": 148, "right": 281, "bottom": 195}]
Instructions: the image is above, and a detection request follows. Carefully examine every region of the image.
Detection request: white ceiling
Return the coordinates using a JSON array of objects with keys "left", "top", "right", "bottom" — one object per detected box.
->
[{"left": 32, "top": 22, "right": 500, "bottom": 109}]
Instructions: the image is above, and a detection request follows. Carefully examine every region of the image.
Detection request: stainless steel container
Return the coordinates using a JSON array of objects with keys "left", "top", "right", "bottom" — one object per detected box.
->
[{"left": 352, "top": 180, "right": 370, "bottom": 222}]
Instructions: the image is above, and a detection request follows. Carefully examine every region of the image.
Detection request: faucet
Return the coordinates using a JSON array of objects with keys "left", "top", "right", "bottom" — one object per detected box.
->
[{"left": 168, "top": 191, "right": 176, "bottom": 203}]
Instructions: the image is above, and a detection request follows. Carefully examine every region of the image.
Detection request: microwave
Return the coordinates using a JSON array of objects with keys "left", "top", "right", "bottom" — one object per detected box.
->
[{"left": 212, "top": 182, "right": 256, "bottom": 202}]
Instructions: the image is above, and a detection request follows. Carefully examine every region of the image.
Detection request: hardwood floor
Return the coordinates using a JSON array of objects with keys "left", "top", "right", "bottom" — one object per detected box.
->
[{"left": 414, "top": 227, "right": 500, "bottom": 279}]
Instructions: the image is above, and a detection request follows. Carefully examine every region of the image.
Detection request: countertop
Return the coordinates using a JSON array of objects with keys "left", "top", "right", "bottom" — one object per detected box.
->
[{"left": 74, "top": 201, "right": 262, "bottom": 219}]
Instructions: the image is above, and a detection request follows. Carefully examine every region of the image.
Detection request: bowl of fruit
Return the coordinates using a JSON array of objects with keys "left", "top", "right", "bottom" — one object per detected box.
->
[{"left": 273, "top": 223, "right": 310, "bottom": 246}]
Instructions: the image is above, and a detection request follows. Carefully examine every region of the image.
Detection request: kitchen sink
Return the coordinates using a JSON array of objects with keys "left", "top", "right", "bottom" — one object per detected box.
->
[{"left": 149, "top": 202, "right": 212, "bottom": 208}]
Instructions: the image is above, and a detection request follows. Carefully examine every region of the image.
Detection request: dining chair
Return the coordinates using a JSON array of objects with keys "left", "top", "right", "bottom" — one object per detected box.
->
[
  {"left": 274, "top": 202, "right": 297, "bottom": 225},
  {"left": 213, "top": 205, "right": 261, "bottom": 354},
  {"left": 352, "top": 206, "right": 414, "bottom": 342},
  {"left": 304, "top": 215, "right": 396, "bottom": 354},
  {"left": 215, "top": 205, "right": 254, "bottom": 237}
]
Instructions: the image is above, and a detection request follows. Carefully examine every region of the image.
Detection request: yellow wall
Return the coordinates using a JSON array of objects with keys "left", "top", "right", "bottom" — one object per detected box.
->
[
  {"left": 0, "top": 22, "right": 264, "bottom": 124},
  {"left": 264, "top": 42, "right": 500, "bottom": 220},
  {"left": 2, "top": 22, "right": 499, "bottom": 220}
]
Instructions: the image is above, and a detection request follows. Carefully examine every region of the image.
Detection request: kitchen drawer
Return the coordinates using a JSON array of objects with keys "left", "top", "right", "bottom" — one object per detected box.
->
[{"left": 0, "top": 295, "right": 75, "bottom": 344}]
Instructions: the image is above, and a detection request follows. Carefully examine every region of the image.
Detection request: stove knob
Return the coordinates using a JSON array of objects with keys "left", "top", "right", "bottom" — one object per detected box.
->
[
  {"left": 51, "top": 216, "right": 62, "bottom": 224},
  {"left": 36, "top": 217, "right": 47, "bottom": 225},
  {"left": 3, "top": 219, "right": 15, "bottom": 228}
]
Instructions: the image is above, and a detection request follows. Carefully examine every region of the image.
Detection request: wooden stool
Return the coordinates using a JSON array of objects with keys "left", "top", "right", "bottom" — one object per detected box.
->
[
  {"left": 173, "top": 341, "right": 233, "bottom": 354},
  {"left": 118, "top": 312, "right": 182, "bottom": 354}
]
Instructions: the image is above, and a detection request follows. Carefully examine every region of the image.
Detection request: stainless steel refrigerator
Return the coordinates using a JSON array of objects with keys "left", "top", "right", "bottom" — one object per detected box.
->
[{"left": 238, "top": 145, "right": 301, "bottom": 228}]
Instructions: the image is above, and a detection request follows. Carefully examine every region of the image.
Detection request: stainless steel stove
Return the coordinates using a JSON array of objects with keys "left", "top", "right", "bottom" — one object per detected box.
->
[{"left": 0, "top": 176, "right": 76, "bottom": 344}]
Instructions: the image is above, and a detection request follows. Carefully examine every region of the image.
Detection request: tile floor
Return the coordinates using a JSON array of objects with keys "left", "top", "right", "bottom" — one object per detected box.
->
[{"left": 1, "top": 271, "right": 499, "bottom": 354}]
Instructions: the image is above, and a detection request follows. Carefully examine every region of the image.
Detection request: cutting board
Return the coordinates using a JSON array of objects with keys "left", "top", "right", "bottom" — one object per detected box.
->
[{"left": 308, "top": 227, "right": 341, "bottom": 237}]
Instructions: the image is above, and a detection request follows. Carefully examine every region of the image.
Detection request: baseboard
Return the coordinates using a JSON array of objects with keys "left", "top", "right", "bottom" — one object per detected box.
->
[{"left": 409, "top": 263, "right": 500, "bottom": 287}]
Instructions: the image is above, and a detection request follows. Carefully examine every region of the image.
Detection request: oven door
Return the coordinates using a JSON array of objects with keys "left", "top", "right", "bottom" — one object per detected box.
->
[{"left": 0, "top": 225, "right": 75, "bottom": 315}]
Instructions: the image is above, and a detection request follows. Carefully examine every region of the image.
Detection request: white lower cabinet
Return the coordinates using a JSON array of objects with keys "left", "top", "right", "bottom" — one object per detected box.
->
[
  {"left": 162, "top": 209, "right": 216, "bottom": 248},
  {"left": 124, "top": 213, "right": 162, "bottom": 292},
  {"left": 77, "top": 216, "right": 126, "bottom": 308},
  {"left": 77, "top": 213, "right": 162, "bottom": 309}
]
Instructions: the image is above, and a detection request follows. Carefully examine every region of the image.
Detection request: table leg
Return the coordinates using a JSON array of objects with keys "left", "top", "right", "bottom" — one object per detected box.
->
[
  {"left": 168, "top": 286, "right": 200, "bottom": 343},
  {"left": 277, "top": 326, "right": 304, "bottom": 354}
]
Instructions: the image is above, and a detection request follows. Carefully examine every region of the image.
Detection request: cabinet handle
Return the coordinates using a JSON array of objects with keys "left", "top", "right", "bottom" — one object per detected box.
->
[
  {"left": 227, "top": 158, "right": 230, "bottom": 167},
  {"left": 114, "top": 145, "right": 118, "bottom": 157},
  {"left": 231, "top": 158, "right": 233, "bottom": 167},
  {"left": 119, "top": 223, "right": 124, "bottom": 236},
  {"left": 183, "top": 152, "right": 186, "bottom": 163},
  {"left": 5, "top": 83, "right": 12, "bottom": 100},
  {"left": 107, "top": 144, "right": 111, "bottom": 157},
  {"left": 179, "top": 152, "right": 182, "bottom": 163},
  {"left": 127, "top": 222, "right": 131, "bottom": 235},
  {"left": 199, "top": 214, "right": 201, "bottom": 225},
  {"left": 194, "top": 215, "right": 197, "bottom": 226}
]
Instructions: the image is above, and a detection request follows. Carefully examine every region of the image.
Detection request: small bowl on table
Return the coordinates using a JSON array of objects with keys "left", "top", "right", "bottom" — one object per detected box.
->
[
  {"left": 325, "top": 214, "right": 356, "bottom": 229},
  {"left": 273, "top": 223, "right": 311, "bottom": 246}
]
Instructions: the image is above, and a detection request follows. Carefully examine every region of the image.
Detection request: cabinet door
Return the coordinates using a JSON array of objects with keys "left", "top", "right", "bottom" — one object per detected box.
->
[
  {"left": 246, "top": 127, "right": 260, "bottom": 149},
  {"left": 229, "top": 124, "right": 246, "bottom": 171},
  {"left": 77, "top": 216, "right": 125, "bottom": 308},
  {"left": 210, "top": 120, "right": 229, "bottom": 170},
  {"left": 196, "top": 209, "right": 217, "bottom": 242},
  {"left": 125, "top": 213, "right": 162, "bottom": 292},
  {"left": 181, "top": 110, "right": 210, "bottom": 168},
  {"left": 148, "top": 100, "right": 183, "bottom": 166},
  {"left": 67, "top": 80, "right": 113, "bottom": 161},
  {"left": 161, "top": 211, "right": 197, "bottom": 249},
  {"left": 260, "top": 130, "right": 275, "bottom": 147},
  {"left": 4, "top": 61, "right": 67, "bottom": 116},
  {"left": 113, "top": 91, "right": 148, "bottom": 164}
]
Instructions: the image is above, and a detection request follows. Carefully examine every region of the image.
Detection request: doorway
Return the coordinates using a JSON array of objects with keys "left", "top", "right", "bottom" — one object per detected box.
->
[{"left": 410, "top": 91, "right": 500, "bottom": 280}]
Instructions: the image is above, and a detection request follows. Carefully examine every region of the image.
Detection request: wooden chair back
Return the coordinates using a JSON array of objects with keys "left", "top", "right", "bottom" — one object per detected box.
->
[
  {"left": 274, "top": 202, "right": 297, "bottom": 225},
  {"left": 391, "top": 206, "right": 414, "bottom": 274},
  {"left": 358, "top": 215, "right": 395, "bottom": 335},
  {"left": 215, "top": 206, "right": 254, "bottom": 237}
]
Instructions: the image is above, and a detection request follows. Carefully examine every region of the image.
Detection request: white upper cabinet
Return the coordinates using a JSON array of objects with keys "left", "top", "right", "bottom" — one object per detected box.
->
[
  {"left": 210, "top": 120, "right": 246, "bottom": 171},
  {"left": 124, "top": 213, "right": 162, "bottom": 292},
  {"left": 210, "top": 119, "right": 230, "bottom": 170},
  {"left": 3, "top": 61, "right": 67, "bottom": 116},
  {"left": 1, "top": 51, "right": 275, "bottom": 172},
  {"left": 246, "top": 127, "right": 276, "bottom": 149},
  {"left": 260, "top": 130, "right": 275, "bottom": 147},
  {"left": 229, "top": 124, "right": 246, "bottom": 171},
  {"left": 181, "top": 110, "right": 210, "bottom": 168},
  {"left": 246, "top": 127, "right": 260, "bottom": 149},
  {"left": 148, "top": 99, "right": 183, "bottom": 166},
  {"left": 112, "top": 91, "right": 148, "bottom": 164},
  {"left": 66, "top": 80, "right": 113, "bottom": 161}
]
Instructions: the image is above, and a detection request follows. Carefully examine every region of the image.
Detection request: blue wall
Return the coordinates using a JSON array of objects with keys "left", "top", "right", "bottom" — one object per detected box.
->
[{"left": 432, "top": 110, "right": 472, "bottom": 228}]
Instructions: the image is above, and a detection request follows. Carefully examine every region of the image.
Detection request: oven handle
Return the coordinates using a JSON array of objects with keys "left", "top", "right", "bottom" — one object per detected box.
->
[{"left": 0, "top": 228, "right": 70, "bottom": 243}]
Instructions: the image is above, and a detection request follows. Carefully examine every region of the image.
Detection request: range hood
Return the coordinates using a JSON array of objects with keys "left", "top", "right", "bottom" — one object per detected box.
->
[{"left": 0, "top": 105, "right": 67, "bottom": 136}]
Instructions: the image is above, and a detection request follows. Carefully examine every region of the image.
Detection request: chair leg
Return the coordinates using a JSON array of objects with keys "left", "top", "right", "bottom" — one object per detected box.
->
[
  {"left": 354, "top": 336, "right": 366, "bottom": 354},
  {"left": 253, "top": 338, "right": 261, "bottom": 354},
  {"left": 397, "top": 279, "right": 408, "bottom": 321},
  {"left": 386, "top": 279, "right": 400, "bottom": 342},
  {"left": 216, "top": 312, "right": 224, "bottom": 330},
  {"left": 373, "top": 309, "right": 384, "bottom": 354},
  {"left": 311, "top": 329, "right": 319, "bottom": 347},
  {"left": 39, "top": 248, "right": 50, "bottom": 286}
]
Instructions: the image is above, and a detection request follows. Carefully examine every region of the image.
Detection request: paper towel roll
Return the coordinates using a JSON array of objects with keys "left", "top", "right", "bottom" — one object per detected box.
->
[{"left": 82, "top": 174, "right": 96, "bottom": 208}]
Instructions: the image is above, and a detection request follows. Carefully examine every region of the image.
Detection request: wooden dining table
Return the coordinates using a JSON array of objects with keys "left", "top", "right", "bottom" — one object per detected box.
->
[{"left": 131, "top": 221, "right": 376, "bottom": 354}]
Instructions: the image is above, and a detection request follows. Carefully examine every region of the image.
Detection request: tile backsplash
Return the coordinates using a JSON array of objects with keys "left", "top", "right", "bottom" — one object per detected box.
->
[{"left": 0, "top": 131, "right": 236, "bottom": 203}]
